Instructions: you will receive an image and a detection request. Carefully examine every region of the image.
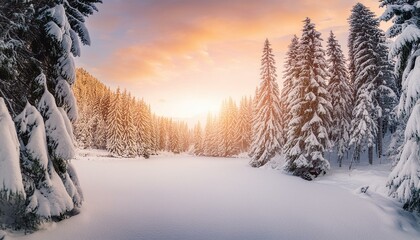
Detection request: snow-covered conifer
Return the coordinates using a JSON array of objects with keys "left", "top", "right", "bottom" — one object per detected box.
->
[
  {"left": 204, "top": 113, "right": 218, "bottom": 156},
  {"left": 326, "top": 31, "right": 353, "bottom": 167},
  {"left": 219, "top": 98, "right": 239, "bottom": 157},
  {"left": 281, "top": 35, "right": 300, "bottom": 139},
  {"left": 236, "top": 96, "right": 252, "bottom": 153},
  {"left": 349, "top": 83, "right": 379, "bottom": 165},
  {"left": 194, "top": 122, "right": 204, "bottom": 156},
  {"left": 0, "top": 1, "right": 100, "bottom": 229},
  {"left": 348, "top": 3, "right": 397, "bottom": 164},
  {"left": 137, "top": 101, "right": 152, "bottom": 158},
  {"left": 381, "top": 0, "right": 420, "bottom": 212},
  {"left": 284, "top": 18, "right": 332, "bottom": 180},
  {"left": 249, "top": 39, "right": 283, "bottom": 167},
  {"left": 106, "top": 88, "right": 125, "bottom": 156},
  {"left": 15, "top": 102, "right": 74, "bottom": 223},
  {"left": 122, "top": 93, "right": 137, "bottom": 157},
  {"left": 0, "top": 98, "right": 25, "bottom": 200}
]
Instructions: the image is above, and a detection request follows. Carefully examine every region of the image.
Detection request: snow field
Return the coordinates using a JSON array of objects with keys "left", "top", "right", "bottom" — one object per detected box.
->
[{"left": 8, "top": 151, "right": 420, "bottom": 240}]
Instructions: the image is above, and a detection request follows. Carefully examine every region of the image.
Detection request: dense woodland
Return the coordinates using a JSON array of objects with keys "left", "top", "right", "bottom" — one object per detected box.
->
[
  {"left": 74, "top": 69, "right": 192, "bottom": 157},
  {"left": 73, "top": 69, "right": 253, "bottom": 158},
  {"left": 246, "top": 6, "right": 398, "bottom": 179}
]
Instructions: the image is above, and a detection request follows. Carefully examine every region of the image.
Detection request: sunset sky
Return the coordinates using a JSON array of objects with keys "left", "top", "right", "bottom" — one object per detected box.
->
[{"left": 76, "top": 0, "right": 387, "bottom": 120}]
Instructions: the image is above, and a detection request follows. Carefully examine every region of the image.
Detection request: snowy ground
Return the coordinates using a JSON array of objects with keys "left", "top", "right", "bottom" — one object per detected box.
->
[{"left": 7, "top": 149, "right": 420, "bottom": 240}]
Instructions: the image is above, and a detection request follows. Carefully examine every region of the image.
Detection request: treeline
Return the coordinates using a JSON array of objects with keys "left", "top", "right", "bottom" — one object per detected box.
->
[
  {"left": 73, "top": 69, "right": 192, "bottom": 158},
  {"left": 193, "top": 97, "right": 253, "bottom": 157}
]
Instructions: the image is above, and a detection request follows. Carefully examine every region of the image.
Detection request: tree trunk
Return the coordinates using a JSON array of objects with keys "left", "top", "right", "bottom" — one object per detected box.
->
[
  {"left": 338, "top": 155, "right": 343, "bottom": 168},
  {"left": 368, "top": 146, "right": 373, "bottom": 165},
  {"left": 377, "top": 117, "right": 383, "bottom": 159}
]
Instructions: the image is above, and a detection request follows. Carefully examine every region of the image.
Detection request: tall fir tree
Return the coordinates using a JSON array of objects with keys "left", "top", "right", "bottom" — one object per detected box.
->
[
  {"left": 326, "top": 31, "right": 353, "bottom": 167},
  {"left": 284, "top": 18, "right": 332, "bottom": 180},
  {"left": 123, "top": 95, "right": 137, "bottom": 157},
  {"left": 381, "top": 0, "right": 420, "bottom": 212},
  {"left": 194, "top": 122, "right": 204, "bottom": 156},
  {"left": 150, "top": 114, "right": 160, "bottom": 155},
  {"left": 219, "top": 98, "right": 239, "bottom": 157},
  {"left": 0, "top": 0, "right": 100, "bottom": 229},
  {"left": 139, "top": 102, "right": 153, "bottom": 158},
  {"left": 235, "top": 96, "right": 253, "bottom": 153},
  {"left": 281, "top": 35, "right": 300, "bottom": 140},
  {"left": 106, "top": 88, "right": 125, "bottom": 156},
  {"left": 348, "top": 3, "right": 397, "bottom": 165},
  {"left": 249, "top": 39, "right": 283, "bottom": 167}
]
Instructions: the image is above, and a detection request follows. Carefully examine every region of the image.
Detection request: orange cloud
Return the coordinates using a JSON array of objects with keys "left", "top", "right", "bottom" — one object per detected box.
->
[
  {"left": 94, "top": 0, "right": 370, "bottom": 84},
  {"left": 78, "top": 0, "right": 386, "bottom": 118}
]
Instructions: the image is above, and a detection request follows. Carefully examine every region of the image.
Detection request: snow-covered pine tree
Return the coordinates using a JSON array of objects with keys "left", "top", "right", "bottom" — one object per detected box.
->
[
  {"left": 0, "top": 98, "right": 26, "bottom": 228},
  {"left": 0, "top": 1, "right": 100, "bottom": 228},
  {"left": 376, "top": 31, "right": 399, "bottom": 158},
  {"left": 36, "top": 74, "right": 83, "bottom": 206},
  {"left": 164, "top": 119, "right": 171, "bottom": 152},
  {"left": 170, "top": 121, "right": 181, "bottom": 154},
  {"left": 0, "top": 0, "right": 101, "bottom": 229},
  {"left": 0, "top": 98, "right": 25, "bottom": 199},
  {"left": 204, "top": 113, "right": 218, "bottom": 156},
  {"left": 15, "top": 102, "right": 74, "bottom": 227},
  {"left": 349, "top": 82, "right": 379, "bottom": 165},
  {"left": 281, "top": 35, "right": 300, "bottom": 140},
  {"left": 380, "top": 0, "right": 420, "bottom": 212},
  {"left": 219, "top": 98, "right": 239, "bottom": 157},
  {"left": 179, "top": 122, "right": 190, "bottom": 152},
  {"left": 93, "top": 115, "right": 107, "bottom": 149},
  {"left": 235, "top": 96, "right": 252, "bottom": 153},
  {"left": 326, "top": 31, "right": 353, "bottom": 167},
  {"left": 348, "top": 3, "right": 398, "bottom": 164},
  {"left": 284, "top": 18, "right": 332, "bottom": 180},
  {"left": 123, "top": 94, "right": 137, "bottom": 157},
  {"left": 106, "top": 88, "right": 125, "bottom": 156},
  {"left": 90, "top": 86, "right": 106, "bottom": 149},
  {"left": 194, "top": 122, "right": 204, "bottom": 156},
  {"left": 137, "top": 101, "right": 152, "bottom": 158},
  {"left": 157, "top": 117, "right": 166, "bottom": 151},
  {"left": 150, "top": 114, "right": 159, "bottom": 155},
  {"left": 249, "top": 39, "right": 283, "bottom": 167}
]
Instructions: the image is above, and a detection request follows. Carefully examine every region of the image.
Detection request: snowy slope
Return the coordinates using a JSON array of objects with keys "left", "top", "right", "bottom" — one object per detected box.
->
[{"left": 7, "top": 150, "right": 420, "bottom": 240}]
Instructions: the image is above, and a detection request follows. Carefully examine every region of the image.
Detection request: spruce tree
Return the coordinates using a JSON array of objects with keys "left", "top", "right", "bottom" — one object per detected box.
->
[
  {"left": 137, "top": 101, "right": 152, "bottom": 158},
  {"left": 150, "top": 114, "right": 160, "bottom": 155},
  {"left": 123, "top": 95, "right": 137, "bottom": 157},
  {"left": 15, "top": 102, "right": 74, "bottom": 224},
  {"left": 349, "top": 82, "right": 379, "bottom": 165},
  {"left": 219, "top": 98, "right": 239, "bottom": 157},
  {"left": 284, "top": 18, "right": 332, "bottom": 180},
  {"left": 249, "top": 39, "right": 283, "bottom": 167},
  {"left": 236, "top": 96, "right": 252, "bottom": 153},
  {"left": 204, "top": 113, "right": 220, "bottom": 156},
  {"left": 106, "top": 88, "right": 124, "bottom": 156},
  {"left": 381, "top": 0, "right": 420, "bottom": 212},
  {"left": 326, "top": 31, "right": 353, "bottom": 167},
  {"left": 170, "top": 122, "right": 181, "bottom": 154},
  {"left": 0, "top": 2, "right": 101, "bottom": 229},
  {"left": 194, "top": 122, "right": 204, "bottom": 156},
  {"left": 348, "top": 3, "right": 397, "bottom": 164},
  {"left": 281, "top": 35, "right": 300, "bottom": 139}
]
